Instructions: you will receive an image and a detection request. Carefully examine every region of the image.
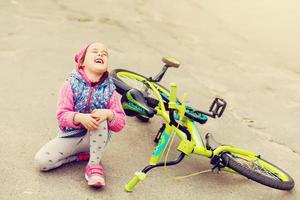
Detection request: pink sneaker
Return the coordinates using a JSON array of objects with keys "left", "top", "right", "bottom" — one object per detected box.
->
[{"left": 85, "top": 164, "right": 105, "bottom": 187}]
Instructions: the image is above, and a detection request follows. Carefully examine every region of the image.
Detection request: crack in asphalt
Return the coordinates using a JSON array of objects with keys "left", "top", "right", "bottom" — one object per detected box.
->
[
  {"left": 268, "top": 138, "right": 300, "bottom": 155},
  {"left": 234, "top": 112, "right": 300, "bottom": 157},
  {"left": 243, "top": 121, "right": 300, "bottom": 157}
]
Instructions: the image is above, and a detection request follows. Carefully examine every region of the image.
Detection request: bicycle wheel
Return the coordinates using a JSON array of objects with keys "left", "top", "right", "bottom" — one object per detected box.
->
[
  {"left": 221, "top": 152, "right": 294, "bottom": 190},
  {"left": 111, "top": 69, "right": 170, "bottom": 108}
]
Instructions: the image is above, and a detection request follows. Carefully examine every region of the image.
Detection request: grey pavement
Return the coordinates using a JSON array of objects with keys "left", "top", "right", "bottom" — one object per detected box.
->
[{"left": 0, "top": 0, "right": 299, "bottom": 199}]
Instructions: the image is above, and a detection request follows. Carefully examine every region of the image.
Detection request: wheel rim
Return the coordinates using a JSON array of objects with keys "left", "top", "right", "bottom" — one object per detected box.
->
[{"left": 116, "top": 71, "right": 169, "bottom": 101}]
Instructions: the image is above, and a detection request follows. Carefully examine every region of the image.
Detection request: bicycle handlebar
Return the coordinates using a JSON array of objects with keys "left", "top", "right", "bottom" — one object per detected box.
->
[
  {"left": 169, "top": 83, "right": 177, "bottom": 108},
  {"left": 168, "top": 83, "right": 180, "bottom": 126},
  {"left": 168, "top": 83, "right": 226, "bottom": 125}
]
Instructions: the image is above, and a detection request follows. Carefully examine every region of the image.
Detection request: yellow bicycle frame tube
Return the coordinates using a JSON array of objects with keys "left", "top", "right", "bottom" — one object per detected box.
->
[{"left": 184, "top": 118, "right": 213, "bottom": 157}]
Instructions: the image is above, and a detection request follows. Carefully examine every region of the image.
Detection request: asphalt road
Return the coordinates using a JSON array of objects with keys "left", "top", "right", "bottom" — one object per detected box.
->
[{"left": 0, "top": 0, "right": 299, "bottom": 199}]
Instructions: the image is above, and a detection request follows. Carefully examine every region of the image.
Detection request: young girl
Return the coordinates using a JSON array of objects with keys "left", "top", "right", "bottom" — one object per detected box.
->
[{"left": 34, "top": 42, "right": 126, "bottom": 188}]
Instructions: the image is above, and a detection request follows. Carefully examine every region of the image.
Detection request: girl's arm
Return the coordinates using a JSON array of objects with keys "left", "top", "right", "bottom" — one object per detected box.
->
[
  {"left": 56, "top": 81, "right": 81, "bottom": 129},
  {"left": 107, "top": 91, "right": 126, "bottom": 132}
]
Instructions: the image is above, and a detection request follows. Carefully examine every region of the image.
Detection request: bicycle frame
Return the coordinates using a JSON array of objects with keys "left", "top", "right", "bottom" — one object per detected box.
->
[
  {"left": 152, "top": 102, "right": 259, "bottom": 164},
  {"left": 143, "top": 79, "right": 258, "bottom": 162},
  {"left": 122, "top": 72, "right": 261, "bottom": 192},
  {"left": 114, "top": 65, "right": 294, "bottom": 191}
]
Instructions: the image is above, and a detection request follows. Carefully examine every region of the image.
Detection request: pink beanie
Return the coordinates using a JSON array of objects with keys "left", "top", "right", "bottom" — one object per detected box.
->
[{"left": 74, "top": 43, "right": 94, "bottom": 68}]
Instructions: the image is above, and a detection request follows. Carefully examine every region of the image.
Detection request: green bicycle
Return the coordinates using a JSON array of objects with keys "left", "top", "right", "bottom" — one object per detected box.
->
[{"left": 110, "top": 56, "right": 295, "bottom": 191}]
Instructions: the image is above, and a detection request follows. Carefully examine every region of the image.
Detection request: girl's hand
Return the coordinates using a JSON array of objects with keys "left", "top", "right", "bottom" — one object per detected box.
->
[
  {"left": 91, "top": 109, "right": 113, "bottom": 123},
  {"left": 74, "top": 113, "right": 99, "bottom": 131}
]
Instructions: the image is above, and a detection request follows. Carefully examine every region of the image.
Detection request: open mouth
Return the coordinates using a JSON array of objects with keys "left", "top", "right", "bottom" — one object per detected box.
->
[{"left": 94, "top": 58, "right": 104, "bottom": 64}]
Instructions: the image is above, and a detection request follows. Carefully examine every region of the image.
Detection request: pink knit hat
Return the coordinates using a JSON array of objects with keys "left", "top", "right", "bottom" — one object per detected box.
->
[{"left": 74, "top": 43, "right": 94, "bottom": 69}]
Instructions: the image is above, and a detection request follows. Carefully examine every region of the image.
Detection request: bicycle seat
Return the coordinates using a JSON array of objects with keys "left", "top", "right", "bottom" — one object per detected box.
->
[
  {"left": 121, "top": 89, "right": 156, "bottom": 118},
  {"left": 162, "top": 56, "right": 180, "bottom": 68}
]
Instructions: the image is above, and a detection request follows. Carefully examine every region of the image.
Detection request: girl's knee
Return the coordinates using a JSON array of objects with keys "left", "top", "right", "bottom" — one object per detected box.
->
[{"left": 34, "top": 152, "right": 54, "bottom": 172}]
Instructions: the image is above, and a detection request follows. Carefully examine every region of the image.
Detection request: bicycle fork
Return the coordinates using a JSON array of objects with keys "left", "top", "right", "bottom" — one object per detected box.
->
[{"left": 125, "top": 123, "right": 190, "bottom": 192}]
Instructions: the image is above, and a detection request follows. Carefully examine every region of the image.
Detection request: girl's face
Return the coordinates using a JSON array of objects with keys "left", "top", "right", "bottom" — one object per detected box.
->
[{"left": 82, "top": 43, "right": 109, "bottom": 74}]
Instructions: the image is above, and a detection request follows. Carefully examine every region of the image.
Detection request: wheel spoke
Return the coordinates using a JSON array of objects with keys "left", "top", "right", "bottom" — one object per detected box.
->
[
  {"left": 230, "top": 154, "right": 281, "bottom": 181},
  {"left": 253, "top": 159, "right": 281, "bottom": 181}
]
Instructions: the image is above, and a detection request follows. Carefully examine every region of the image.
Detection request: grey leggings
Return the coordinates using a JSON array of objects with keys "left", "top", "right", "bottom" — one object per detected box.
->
[{"left": 34, "top": 121, "right": 109, "bottom": 171}]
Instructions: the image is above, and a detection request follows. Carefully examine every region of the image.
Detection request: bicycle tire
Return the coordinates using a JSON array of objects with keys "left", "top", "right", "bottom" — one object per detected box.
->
[
  {"left": 221, "top": 152, "right": 294, "bottom": 190},
  {"left": 110, "top": 69, "right": 170, "bottom": 108}
]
